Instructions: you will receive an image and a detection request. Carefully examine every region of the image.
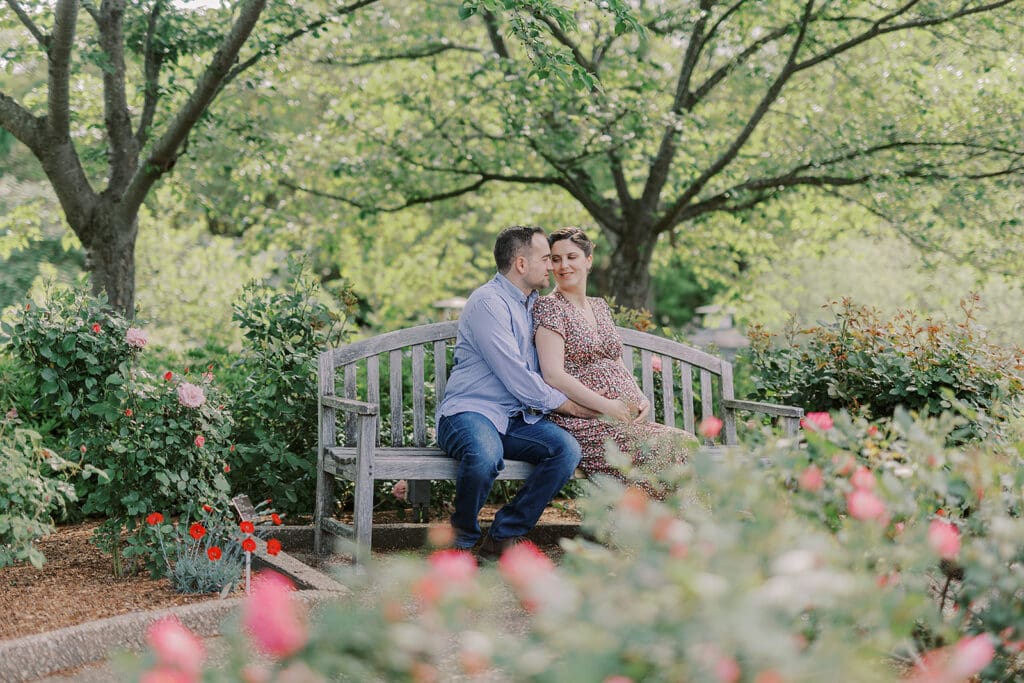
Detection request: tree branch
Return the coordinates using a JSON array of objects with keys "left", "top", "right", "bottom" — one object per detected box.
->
[
  {"left": 122, "top": 0, "right": 269, "bottom": 214},
  {"left": 5, "top": 0, "right": 48, "bottom": 47},
  {"left": 657, "top": 0, "right": 815, "bottom": 233},
  {"left": 530, "top": 9, "right": 597, "bottom": 76},
  {"left": 47, "top": 0, "right": 79, "bottom": 138},
  {"left": 317, "top": 43, "right": 482, "bottom": 67},
  {"left": 135, "top": 0, "right": 166, "bottom": 148},
  {"left": 640, "top": 0, "right": 713, "bottom": 208},
  {"left": 0, "top": 91, "right": 43, "bottom": 149},
  {"left": 96, "top": 0, "right": 138, "bottom": 194},
  {"left": 481, "top": 9, "right": 510, "bottom": 58}
]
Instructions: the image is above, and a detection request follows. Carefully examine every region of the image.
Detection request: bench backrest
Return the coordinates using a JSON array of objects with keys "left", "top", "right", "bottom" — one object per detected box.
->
[{"left": 318, "top": 321, "right": 735, "bottom": 447}]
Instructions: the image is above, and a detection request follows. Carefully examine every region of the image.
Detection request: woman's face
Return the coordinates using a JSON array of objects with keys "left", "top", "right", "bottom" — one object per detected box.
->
[{"left": 550, "top": 239, "right": 592, "bottom": 290}]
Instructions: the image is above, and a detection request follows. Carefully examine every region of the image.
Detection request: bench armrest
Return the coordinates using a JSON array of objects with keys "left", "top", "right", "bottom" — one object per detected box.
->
[
  {"left": 722, "top": 399, "right": 803, "bottom": 419},
  {"left": 321, "top": 395, "right": 379, "bottom": 415}
]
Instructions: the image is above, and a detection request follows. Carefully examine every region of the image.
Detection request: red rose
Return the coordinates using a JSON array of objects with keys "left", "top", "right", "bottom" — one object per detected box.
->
[
  {"left": 242, "top": 538, "right": 257, "bottom": 553},
  {"left": 223, "top": 464, "right": 231, "bottom": 473},
  {"left": 266, "top": 539, "right": 282, "bottom": 556},
  {"left": 207, "top": 547, "right": 222, "bottom": 561},
  {"left": 271, "top": 513, "right": 282, "bottom": 526},
  {"left": 194, "top": 434, "right": 205, "bottom": 448},
  {"left": 91, "top": 322, "right": 101, "bottom": 333},
  {"left": 229, "top": 444, "right": 235, "bottom": 452},
  {"left": 189, "top": 523, "right": 206, "bottom": 540},
  {"left": 202, "top": 504, "right": 213, "bottom": 513},
  {"left": 163, "top": 371, "right": 173, "bottom": 381},
  {"left": 240, "top": 521, "right": 255, "bottom": 534},
  {"left": 124, "top": 408, "right": 133, "bottom": 417},
  {"left": 146, "top": 512, "right": 164, "bottom": 526}
]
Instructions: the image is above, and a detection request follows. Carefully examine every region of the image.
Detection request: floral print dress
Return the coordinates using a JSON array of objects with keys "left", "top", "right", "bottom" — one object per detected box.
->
[{"left": 533, "top": 292, "right": 693, "bottom": 493}]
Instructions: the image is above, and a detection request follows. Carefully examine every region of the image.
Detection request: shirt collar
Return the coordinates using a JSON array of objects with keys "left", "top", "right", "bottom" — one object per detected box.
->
[{"left": 494, "top": 272, "right": 532, "bottom": 305}]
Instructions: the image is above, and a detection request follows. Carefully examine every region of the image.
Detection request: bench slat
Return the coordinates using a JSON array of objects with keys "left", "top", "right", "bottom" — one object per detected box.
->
[
  {"left": 367, "top": 355, "right": 380, "bottom": 445},
  {"left": 344, "top": 364, "right": 357, "bottom": 447},
  {"left": 681, "top": 363, "right": 695, "bottom": 433},
  {"left": 662, "top": 356, "right": 675, "bottom": 428},
  {"left": 433, "top": 340, "right": 447, "bottom": 415},
  {"left": 700, "top": 368, "right": 714, "bottom": 424},
  {"left": 412, "top": 345, "right": 426, "bottom": 446},
  {"left": 390, "top": 349, "right": 403, "bottom": 447},
  {"left": 640, "top": 349, "right": 655, "bottom": 415},
  {"left": 326, "top": 447, "right": 540, "bottom": 480}
]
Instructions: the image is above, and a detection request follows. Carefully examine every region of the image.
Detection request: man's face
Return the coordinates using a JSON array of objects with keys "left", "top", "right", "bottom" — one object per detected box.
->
[{"left": 522, "top": 233, "right": 554, "bottom": 292}]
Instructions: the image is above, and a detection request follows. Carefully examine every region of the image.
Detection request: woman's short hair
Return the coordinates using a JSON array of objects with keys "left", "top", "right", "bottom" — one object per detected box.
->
[
  {"left": 494, "top": 225, "right": 545, "bottom": 273},
  {"left": 548, "top": 227, "right": 594, "bottom": 257}
]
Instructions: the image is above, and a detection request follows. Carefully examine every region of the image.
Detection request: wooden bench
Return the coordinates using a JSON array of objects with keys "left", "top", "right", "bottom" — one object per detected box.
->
[{"left": 314, "top": 320, "right": 803, "bottom": 561}]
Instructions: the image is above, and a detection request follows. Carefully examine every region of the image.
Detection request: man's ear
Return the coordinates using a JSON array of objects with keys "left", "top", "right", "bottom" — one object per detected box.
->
[{"left": 514, "top": 254, "right": 528, "bottom": 274}]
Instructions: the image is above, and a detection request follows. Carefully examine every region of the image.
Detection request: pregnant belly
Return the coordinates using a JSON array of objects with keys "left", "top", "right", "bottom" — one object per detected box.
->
[{"left": 573, "top": 360, "right": 645, "bottom": 406}]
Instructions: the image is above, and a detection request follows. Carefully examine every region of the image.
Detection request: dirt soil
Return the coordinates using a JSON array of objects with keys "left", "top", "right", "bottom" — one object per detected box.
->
[{"left": 0, "top": 502, "right": 582, "bottom": 643}]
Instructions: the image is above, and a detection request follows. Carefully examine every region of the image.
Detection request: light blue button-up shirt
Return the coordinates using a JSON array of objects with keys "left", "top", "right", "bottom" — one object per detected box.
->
[{"left": 437, "top": 273, "right": 568, "bottom": 433}]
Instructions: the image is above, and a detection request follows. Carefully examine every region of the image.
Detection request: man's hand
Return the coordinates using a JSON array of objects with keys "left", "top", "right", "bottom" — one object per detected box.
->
[{"left": 555, "top": 399, "right": 601, "bottom": 419}]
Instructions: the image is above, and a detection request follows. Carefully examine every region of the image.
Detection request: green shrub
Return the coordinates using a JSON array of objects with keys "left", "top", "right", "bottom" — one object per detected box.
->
[
  {"left": 0, "top": 416, "right": 83, "bottom": 568},
  {"left": 744, "top": 296, "right": 1024, "bottom": 440},
  {"left": 225, "top": 263, "right": 354, "bottom": 514}
]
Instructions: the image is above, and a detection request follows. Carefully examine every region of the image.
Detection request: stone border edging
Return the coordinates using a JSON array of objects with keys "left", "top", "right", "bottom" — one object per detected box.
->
[{"left": 0, "top": 546, "right": 348, "bottom": 683}]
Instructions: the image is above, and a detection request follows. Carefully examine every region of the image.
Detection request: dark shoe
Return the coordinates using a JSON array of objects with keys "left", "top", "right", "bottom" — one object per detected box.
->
[{"left": 476, "top": 533, "right": 527, "bottom": 563}]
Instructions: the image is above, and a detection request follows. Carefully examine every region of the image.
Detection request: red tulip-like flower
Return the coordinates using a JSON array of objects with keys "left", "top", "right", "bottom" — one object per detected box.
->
[
  {"left": 240, "top": 521, "right": 255, "bottom": 534},
  {"left": 242, "top": 571, "right": 308, "bottom": 658},
  {"left": 91, "top": 322, "right": 101, "bottom": 333},
  {"left": 242, "top": 538, "right": 257, "bottom": 553},
  {"left": 146, "top": 512, "right": 164, "bottom": 526},
  {"left": 163, "top": 371, "right": 173, "bottom": 381},
  {"left": 207, "top": 547, "right": 222, "bottom": 561},
  {"left": 266, "top": 539, "right": 282, "bottom": 556},
  {"left": 124, "top": 408, "right": 133, "bottom": 417},
  {"left": 271, "top": 513, "right": 282, "bottom": 526},
  {"left": 189, "top": 523, "right": 206, "bottom": 540},
  {"left": 202, "top": 504, "right": 212, "bottom": 513}
]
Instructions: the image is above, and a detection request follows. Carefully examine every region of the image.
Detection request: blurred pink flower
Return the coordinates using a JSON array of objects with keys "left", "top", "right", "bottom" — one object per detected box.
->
[
  {"left": 699, "top": 416, "right": 724, "bottom": 439},
  {"left": 145, "top": 616, "right": 205, "bottom": 678},
  {"left": 714, "top": 656, "right": 742, "bottom": 683},
  {"left": 498, "top": 541, "right": 555, "bottom": 590},
  {"left": 650, "top": 355, "right": 663, "bottom": 373},
  {"left": 391, "top": 480, "right": 408, "bottom": 501},
  {"left": 194, "top": 434, "right": 205, "bottom": 448},
  {"left": 798, "top": 465, "right": 824, "bottom": 492},
  {"left": 928, "top": 519, "right": 961, "bottom": 560},
  {"left": 126, "top": 327, "right": 148, "bottom": 348},
  {"left": 5, "top": 408, "right": 18, "bottom": 420},
  {"left": 801, "top": 412, "right": 834, "bottom": 431},
  {"left": 847, "top": 489, "right": 887, "bottom": 522},
  {"left": 242, "top": 571, "right": 308, "bottom": 658},
  {"left": 603, "top": 678, "right": 635, "bottom": 683},
  {"left": 850, "top": 466, "right": 875, "bottom": 491},
  {"left": 429, "top": 548, "right": 478, "bottom": 583},
  {"left": 177, "top": 382, "right": 206, "bottom": 409},
  {"left": 909, "top": 633, "right": 994, "bottom": 683},
  {"left": 139, "top": 668, "right": 196, "bottom": 683}
]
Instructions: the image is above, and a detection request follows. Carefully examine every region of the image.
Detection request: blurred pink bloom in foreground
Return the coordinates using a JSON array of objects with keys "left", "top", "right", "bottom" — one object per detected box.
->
[
  {"left": 928, "top": 519, "right": 961, "bottom": 560},
  {"left": 698, "top": 416, "right": 723, "bottom": 439},
  {"left": 850, "top": 466, "right": 875, "bottom": 491},
  {"left": 801, "top": 411, "right": 834, "bottom": 431},
  {"left": 242, "top": 571, "right": 308, "bottom": 658},
  {"left": 144, "top": 615, "right": 205, "bottom": 680},
  {"left": 798, "top": 465, "right": 824, "bottom": 492},
  {"left": 909, "top": 633, "right": 995, "bottom": 683},
  {"left": 391, "top": 479, "right": 408, "bottom": 501},
  {"left": 413, "top": 549, "right": 478, "bottom": 606},
  {"left": 139, "top": 668, "right": 196, "bottom": 683},
  {"left": 847, "top": 488, "right": 887, "bottom": 522}
]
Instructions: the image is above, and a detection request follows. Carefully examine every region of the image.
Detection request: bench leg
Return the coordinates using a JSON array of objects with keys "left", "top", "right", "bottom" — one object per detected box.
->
[
  {"left": 314, "top": 450, "right": 334, "bottom": 556},
  {"left": 352, "top": 414, "right": 376, "bottom": 564},
  {"left": 408, "top": 480, "right": 431, "bottom": 523}
]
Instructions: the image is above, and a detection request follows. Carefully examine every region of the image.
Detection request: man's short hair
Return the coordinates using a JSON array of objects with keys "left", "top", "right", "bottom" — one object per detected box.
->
[{"left": 494, "top": 225, "right": 545, "bottom": 273}]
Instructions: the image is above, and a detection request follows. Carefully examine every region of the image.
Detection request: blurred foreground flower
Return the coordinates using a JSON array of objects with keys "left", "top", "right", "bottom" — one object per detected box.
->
[{"left": 242, "top": 571, "right": 308, "bottom": 658}]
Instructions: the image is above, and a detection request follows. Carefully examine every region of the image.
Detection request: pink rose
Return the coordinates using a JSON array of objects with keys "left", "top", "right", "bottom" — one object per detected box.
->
[
  {"left": 927, "top": 519, "right": 961, "bottom": 560},
  {"left": 145, "top": 616, "right": 205, "bottom": 678},
  {"left": 698, "top": 416, "right": 724, "bottom": 439},
  {"left": 801, "top": 411, "right": 834, "bottom": 431},
  {"left": 847, "top": 489, "right": 887, "bottom": 522},
  {"left": 910, "top": 634, "right": 994, "bottom": 682},
  {"left": 177, "top": 382, "right": 206, "bottom": 409},
  {"left": 498, "top": 541, "right": 555, "bottom": 590},
  {"left": 798, "top": 465, "right": 824, "bottom": 492},
  {"left": 391, "top": 480, "right": 409, "bottom": 502},
  {"left": 242, "top": 571, "right": 308, "bottom": 658},
  {"left": 850, "top": 466, "right": 875, "bottom": 491},
  {"left": 140, "top": 668, "right": 196, "bottom": 683},
  {"left": 714, "top": 657, "right": 742, "bottom": 683},
  {"left": 194, "top": 434, "right": 205, "bottom": 448},
  {"left": 5, "top": 408, "right": 17, "bottom": 420},
  {"left": 650, "top": 355, "right": 663, "bottom": 373},
  {"left": 126, "top": 327, "right": 148, "bottom": 348},
  {"left": 428, "top": 548, "right": 478, "bottom": 583}
]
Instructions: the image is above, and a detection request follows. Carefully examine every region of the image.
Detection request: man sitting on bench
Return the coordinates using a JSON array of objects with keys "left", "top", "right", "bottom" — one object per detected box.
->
[{"left": 436, "top": 225, "right": 597, "bottom": 562}]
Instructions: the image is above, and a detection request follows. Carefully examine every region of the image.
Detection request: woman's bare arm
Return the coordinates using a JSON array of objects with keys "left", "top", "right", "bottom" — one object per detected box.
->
[{"left": 535, "top": 326, "right": 631, "bottom": 421}]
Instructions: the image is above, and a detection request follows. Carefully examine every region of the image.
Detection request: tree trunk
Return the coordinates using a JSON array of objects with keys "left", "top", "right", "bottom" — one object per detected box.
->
[
  {"left": 601, "top": 228, "right": 657, "bottom": 311},
  {"left": 82, "top": 209, "right": 139, "bottom": 316}
]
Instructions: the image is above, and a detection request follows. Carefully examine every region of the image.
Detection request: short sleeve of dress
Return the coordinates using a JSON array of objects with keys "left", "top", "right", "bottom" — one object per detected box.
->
[{"left": 532, "top": 295, "right": 566, "bottom": 338}]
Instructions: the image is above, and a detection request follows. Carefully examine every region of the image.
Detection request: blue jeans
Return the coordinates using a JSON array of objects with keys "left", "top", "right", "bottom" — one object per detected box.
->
[{"left": 438, "top": 412, "right": 582, "bottom": 548}]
